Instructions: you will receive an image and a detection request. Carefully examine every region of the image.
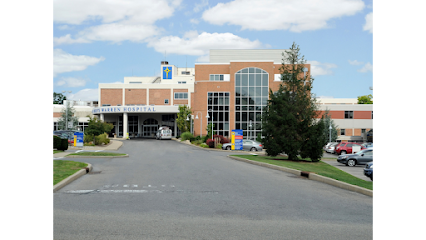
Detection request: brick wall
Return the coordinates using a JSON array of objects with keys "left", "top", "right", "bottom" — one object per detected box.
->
[
  {"left": 125, "top": 89, "right": 147, "bottom": 105},
  {"left": 101, "top": 89, "right": 123, "bottom": 106},
  {"left": 149, "top": 89, "right": 171, "bottom": 105}
]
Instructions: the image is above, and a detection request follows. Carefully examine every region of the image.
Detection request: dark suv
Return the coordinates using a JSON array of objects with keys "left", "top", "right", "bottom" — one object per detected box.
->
[{"left": 335, "top": 142, "right": 365, "bottom": 155}]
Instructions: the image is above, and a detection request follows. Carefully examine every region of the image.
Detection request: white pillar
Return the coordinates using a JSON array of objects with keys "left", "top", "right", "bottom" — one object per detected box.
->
[
  {"left": 100, "top": 114, "right": 104, "bottom": 122},
  {"left": 138, "top": 115, "right": 141, "bottom": 137},
  {"left": 174, "top": 114, "right": 177, "bottom": 137},
  {"left": 123, "top": 112, "right": 128, "bottom": 139}
]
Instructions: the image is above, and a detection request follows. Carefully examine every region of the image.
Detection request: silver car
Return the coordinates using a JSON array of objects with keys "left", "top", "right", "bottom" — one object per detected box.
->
[{"left": 222, "top": 140, "right": 263, "bottom": 151}]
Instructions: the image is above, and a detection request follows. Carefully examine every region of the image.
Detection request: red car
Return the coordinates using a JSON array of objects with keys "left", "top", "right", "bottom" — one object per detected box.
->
[{"left": 335, "top": 142, "right": 365, "bottom": 155}]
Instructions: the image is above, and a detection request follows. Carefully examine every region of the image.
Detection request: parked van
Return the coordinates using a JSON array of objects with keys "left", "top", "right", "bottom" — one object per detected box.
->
[{"left": 155, "top": 127, "right": 172, "bottom": 140}]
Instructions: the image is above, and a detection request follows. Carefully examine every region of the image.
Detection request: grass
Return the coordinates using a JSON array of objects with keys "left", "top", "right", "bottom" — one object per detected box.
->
[
  {"left": 53, "top": 150, "right": 63, "bottom": 154},
  {"left": 232, "top": 155, "right": 373, "bottom": 190},
  {"left": 68, "top": 152, "right": 126, "bottom": 156},
  {"left": 54, "top": 160, "right": 88, "bottom": 185}
]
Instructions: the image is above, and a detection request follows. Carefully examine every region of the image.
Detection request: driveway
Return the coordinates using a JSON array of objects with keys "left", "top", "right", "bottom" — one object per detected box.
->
[{"left": 54, "top": 139, "right": 372, "bottom": 239}]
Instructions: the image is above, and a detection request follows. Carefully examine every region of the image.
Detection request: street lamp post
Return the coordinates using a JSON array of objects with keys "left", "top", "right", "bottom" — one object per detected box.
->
[
  {"left": 186, "top": 115, "right": 193, "bottom": 135},
  {"left": 62, "top": 90, "right": 72, "bottom": 130},
  {"left": 194, "top": 111, "right": 202, "bottom": 137},
  {"left": 206, "top": 109, "right": 213, "bottom": 140},
  {"left": 329, "top": 122, "right": 332, "bottom": 143}
]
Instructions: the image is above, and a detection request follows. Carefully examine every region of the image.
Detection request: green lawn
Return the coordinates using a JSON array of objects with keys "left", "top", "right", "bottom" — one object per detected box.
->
[
  {"left": 53, "top": 150, "right": 63, "bottom": 154},
  {"left": 68, "top": 152, "right": 126, "bottom": 156},
  {"left": 232, "top": 155, "right": 373, "bottom": 190},
  {"left": 54, "top": 160, "right": 88, "bottom": 185}
]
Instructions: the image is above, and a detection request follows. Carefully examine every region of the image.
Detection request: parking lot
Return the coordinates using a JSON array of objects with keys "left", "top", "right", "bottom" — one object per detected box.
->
[{"left": 322, "top": 152, "right": 372, "bottom": 181}]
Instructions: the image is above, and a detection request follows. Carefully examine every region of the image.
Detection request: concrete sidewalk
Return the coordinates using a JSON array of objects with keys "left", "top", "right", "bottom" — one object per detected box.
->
[{"left": 54, "top": 140, "right": 123, "bottom": 158}]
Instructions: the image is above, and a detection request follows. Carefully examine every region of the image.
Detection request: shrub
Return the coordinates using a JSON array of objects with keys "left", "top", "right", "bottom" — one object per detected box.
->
[
  {"left": 200, "top": 143, "right": 209, "bottom": 148},
  {"left": 53, "top": 135, "right": 62, "bottom": 149},
  {"left": 195, "top": 136, "right": 201, "bottom": 141},
  {"left": 201, "top": 135, "right": 209, "bottom": 143},
  {"left": 206, "top": 138, "right": 215, "bottom": 148},
  {"left": 181, "top": 132, "right": 194, "bottom": 141},
  {"left": 94, "top": 133, "right": 110, "bottom": 145},
  {"left": 56, "top": 138, "right": 68, "bottom": 151},
  {"left": 216, "top": 143, "right": 222, "bottom": 149},
  {"left": 213, "top": 135, "right": 230, "bottom": 144},
  {"left": 84, "top": 134, "right": 94, "bottom": 143}
]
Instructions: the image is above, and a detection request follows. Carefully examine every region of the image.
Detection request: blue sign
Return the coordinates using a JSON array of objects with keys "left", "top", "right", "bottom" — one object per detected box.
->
[
  {"left": 232, "top": 129, "right": 243, "bottom": 150},
  {"left": 74, "top": 132, "right": 84, "bottom": 147},
  {"left": 163, "top": 66, "right": 172, "bottom": 79}
]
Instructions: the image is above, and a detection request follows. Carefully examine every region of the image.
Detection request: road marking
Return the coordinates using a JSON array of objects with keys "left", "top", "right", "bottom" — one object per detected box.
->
[{"left": 123, "top": 185, "right": 129, "bottom": 188}]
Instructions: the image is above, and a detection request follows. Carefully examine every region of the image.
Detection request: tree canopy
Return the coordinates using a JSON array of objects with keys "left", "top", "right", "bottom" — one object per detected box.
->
[
  {"left": 57, "top": 103, "right": 79, "bottom": 130},
  {"left": 176, "top": 105, "right": 192, "bottom": 133},
  {"left": 84, "top": 116, "right": 114, "bottom": 136},
  {"left": 261, "top": 42, "right": 327, "bottom": 161},
  {"left": 357, "top": 94, "right": 373, "bottom": 104},
  {"left": 54, "top": 92, "right": 66, "bottom": 104}
]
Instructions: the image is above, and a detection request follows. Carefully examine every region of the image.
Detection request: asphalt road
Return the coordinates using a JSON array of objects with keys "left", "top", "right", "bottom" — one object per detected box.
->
[
  {"left": 54, "top": 139, "right": 372, "bottom": 240},
  {"left": 321, "top": 152, "right": 372, "bottom": 181}
]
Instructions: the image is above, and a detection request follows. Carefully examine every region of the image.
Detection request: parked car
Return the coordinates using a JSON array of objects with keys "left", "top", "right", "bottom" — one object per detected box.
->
[
  {"left": 222, "top": 140, "right": 263, "bottom": 151},
  {"left": 361, "top": 142, "right": 373, "bottom": 148},
  {"left": 325, "top": 142, "right": 339, "bottom": 154},
  {"left": 335, "top": 142, "right": 365, "bottom": 155},
  {"left": 323, "top": 142, "right": 337, "bottom": 151},
  {"left": 53, "top": 130, "right": 81, "bottom": 144},
  {"left": 155, "top": 127, "right": 172, "bottom": 140},
  {"left": 364, "top": 162, "right": 373, "bottom": 181},
  {"left": 337, "top": 148, "right": 373, "bottom": 167}
]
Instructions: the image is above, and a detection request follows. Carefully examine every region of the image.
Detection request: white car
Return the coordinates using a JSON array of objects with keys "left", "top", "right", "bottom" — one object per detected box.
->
[
  {"left": 325, "top": 143, "right": 339, "bottom": 154},
  {"left": 155, "top": 127, "right": 172, "bottom": 140}
]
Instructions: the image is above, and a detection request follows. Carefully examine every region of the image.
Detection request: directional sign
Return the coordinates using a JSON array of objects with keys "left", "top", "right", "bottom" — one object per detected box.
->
[
  {"left": 232, "top": 129, "right": 243, "bottom": 150},
  {"left": 74, "top": 132, "right": 84, "bottom": 147}
]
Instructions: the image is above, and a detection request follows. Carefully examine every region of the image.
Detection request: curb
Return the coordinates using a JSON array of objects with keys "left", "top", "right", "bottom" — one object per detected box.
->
[
  {"left": 172, "top": 138, "right": 266, "bottom": 154},
  {"left": 227, "top": 155, "right": 373, "bottom": 197},
  {"left": 54, "top": 163, "right": 92, "bottom": 193},
  {"left": 65, "top": 154, "right": 129, "bottom": 158}
]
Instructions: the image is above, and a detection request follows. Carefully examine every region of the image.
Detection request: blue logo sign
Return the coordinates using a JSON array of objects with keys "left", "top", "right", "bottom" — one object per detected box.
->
[{"left": 163, "top": 66, "right": 172, "bottom": 79}]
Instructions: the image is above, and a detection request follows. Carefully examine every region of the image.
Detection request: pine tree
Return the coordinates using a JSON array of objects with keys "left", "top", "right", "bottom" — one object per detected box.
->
[
  {"left": 261, "top": 42, "right": 326, "bottom": 160},
  {"left": 57, "top": 102, "right": 79, "bottom": 130}
]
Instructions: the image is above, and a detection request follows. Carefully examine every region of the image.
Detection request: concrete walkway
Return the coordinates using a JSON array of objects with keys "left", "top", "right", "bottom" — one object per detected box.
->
[{"left": 54, "top": 140, "right": 123, "bottom": 158}]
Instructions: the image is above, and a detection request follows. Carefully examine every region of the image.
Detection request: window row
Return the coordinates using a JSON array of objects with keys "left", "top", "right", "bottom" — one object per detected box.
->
[
  {"left": 235, "top": 112, "right": 263, "bottom": 122},
  {"left": 210, "top": 74, "right": 224, "bottom": 81},
  {"left": 174, "top": 92, "right": 188, "bottom": 99},
  {"left": 236, "top": 97, "right": 268, "bottom": 106},
  {"left": 235, "top": 73, "right": 269, "bottom": 87}
]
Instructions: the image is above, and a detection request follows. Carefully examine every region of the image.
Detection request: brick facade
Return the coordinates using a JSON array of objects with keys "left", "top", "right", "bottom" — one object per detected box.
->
[
  {"left": 101, "top": 89, "right": 123, "bottom": 106},
  {"left": 149, "top": 89, "right": 171, "bottom": 105},
  {"left": 125, "top": 89, "right": 147, "bottom": 105}
]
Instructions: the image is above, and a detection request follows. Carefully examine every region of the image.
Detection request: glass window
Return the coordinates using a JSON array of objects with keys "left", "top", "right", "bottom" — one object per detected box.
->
[{"left": 345, "top": 111, "right": 353, "bottom": 119}]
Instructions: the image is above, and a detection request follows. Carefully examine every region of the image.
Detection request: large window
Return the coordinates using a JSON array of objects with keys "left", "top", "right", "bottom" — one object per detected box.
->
[
  {"left": 235, "top": 67, "right": 269, "bottom": 139},
  {"left": 209, "top": 74, "right": 224, "bottom": 81},
  {"left": 207, "top": 92, "right": 230, "bottom": 137},
  {"left": 174, "top": 92, "right": 188, "bottom": 99},
  {"left": 345, "top": 111, "right": 353, "bottom": 119}
]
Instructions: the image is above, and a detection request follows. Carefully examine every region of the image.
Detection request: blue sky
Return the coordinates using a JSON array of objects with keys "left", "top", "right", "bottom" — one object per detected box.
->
[{"left": 53, "top": 0, "right": 373, "bottom": 101}]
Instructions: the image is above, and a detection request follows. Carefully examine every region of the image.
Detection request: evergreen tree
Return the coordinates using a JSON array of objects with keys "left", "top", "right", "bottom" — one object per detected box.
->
[
  {"left": 261, "top": 42, "right": 327, "bottom": 160},
  {"left": 322, "top": 110, "right": 338, "bottom": 142},
  {"left": 57, "top": 102, "right": 79, "bottom": 130}
]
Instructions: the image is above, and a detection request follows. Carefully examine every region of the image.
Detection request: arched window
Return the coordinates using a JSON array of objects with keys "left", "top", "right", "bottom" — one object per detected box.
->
[
  {"left": 235, "top": 67, "right": 269, "bottom": 139},
  {"left": 143, "top": 118, "right": 158, "bottom": 125}
]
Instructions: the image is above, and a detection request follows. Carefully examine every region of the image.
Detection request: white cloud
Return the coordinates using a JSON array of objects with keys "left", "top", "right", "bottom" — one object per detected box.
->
[
  {"left": 55, "top": 77, "right": 87, "bottom": 87},
  {"left": 54, "top": 34, "right": 90, "bottom": 46},
  {"left": 202, "top": 0, "right": 364, "bottom": 32},
  {"left": 147, "top": 31, "right": 263, "bottom": 57},
  {"left": 348, "top": 60, "right": 364, "bottom": 65},
  {"left": 54, "top": 49, "right": 105, "bottom": 77},
  {"left": 358, "top": 62, "right": 373, "bottom": 73},
  {"left": 193, "top": 0, "right": 208, "bottom": 13},
  {"left": 190, "top": 18, "right": 200, "bottom": 24},
  {"left": 54, "top": 0, "right": 182, "bottom": 44},
  {"left": 307, "top": 60, "right": 337, "bottom": 76},
  {"left": 363, "top": 12, "right": 373, "bottom": 33},
  {"left": 67, "top": 88, "right": 99, "bottom": 101}
]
